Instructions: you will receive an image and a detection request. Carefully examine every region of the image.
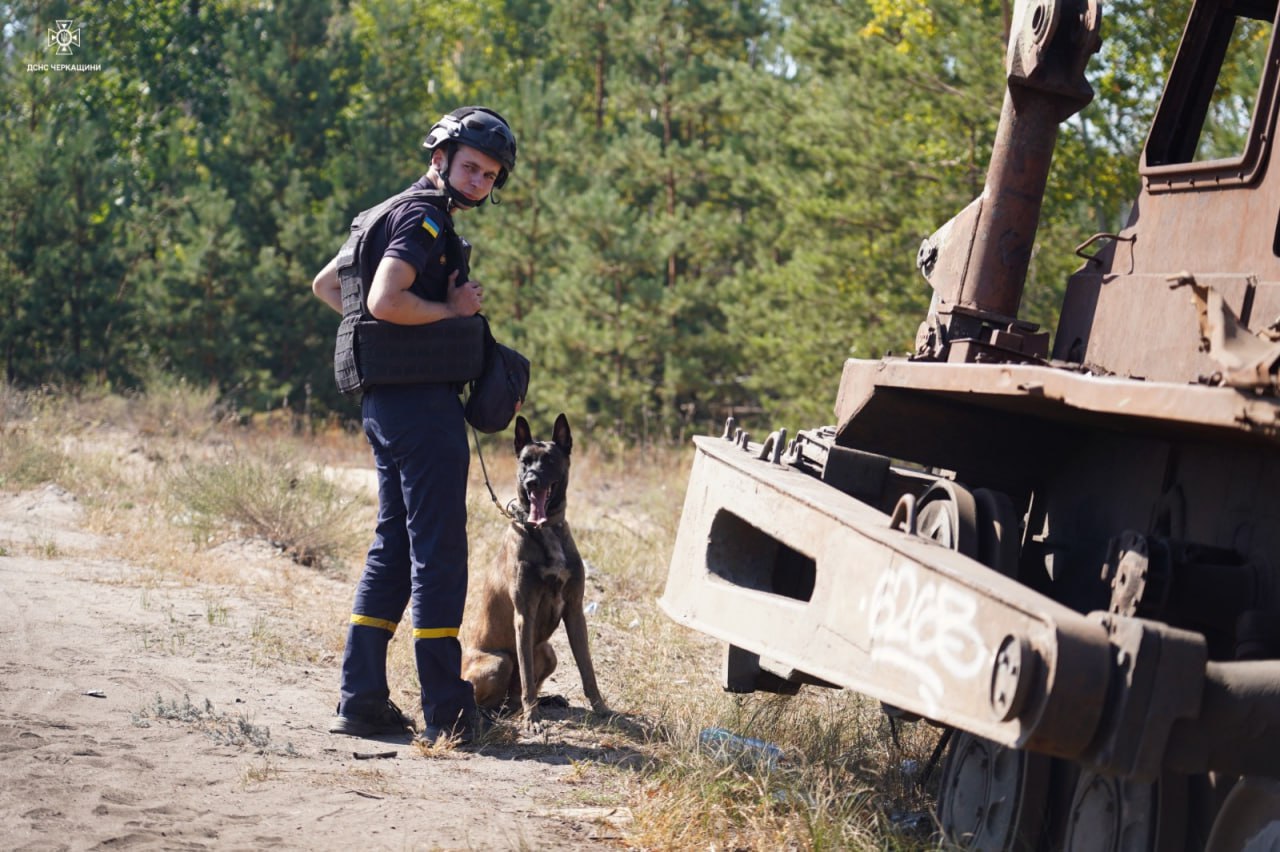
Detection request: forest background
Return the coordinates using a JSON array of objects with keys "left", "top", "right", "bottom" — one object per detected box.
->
[{"left": 3, "top": 0, "right": 1196, "bottom": 442}]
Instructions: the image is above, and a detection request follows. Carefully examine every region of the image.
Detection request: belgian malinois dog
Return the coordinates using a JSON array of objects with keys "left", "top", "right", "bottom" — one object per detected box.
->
[{"left": 461, "top": 414, "right": 608, "bottom": 729}]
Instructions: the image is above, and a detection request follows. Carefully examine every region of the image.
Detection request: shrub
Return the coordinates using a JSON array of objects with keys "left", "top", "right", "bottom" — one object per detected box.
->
[{"left": 167, "top": 449, "right": 363, "bottom": 570}]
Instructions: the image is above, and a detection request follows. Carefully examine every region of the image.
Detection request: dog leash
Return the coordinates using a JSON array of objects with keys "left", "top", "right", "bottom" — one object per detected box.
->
[{"left": 469, "top": 422, "right": 520, "bottom": 522}]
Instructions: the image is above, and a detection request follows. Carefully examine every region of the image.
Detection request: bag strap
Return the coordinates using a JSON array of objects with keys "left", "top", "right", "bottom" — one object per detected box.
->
[{"left": 465, "top": 312, "right": 517, "bottom": 521}]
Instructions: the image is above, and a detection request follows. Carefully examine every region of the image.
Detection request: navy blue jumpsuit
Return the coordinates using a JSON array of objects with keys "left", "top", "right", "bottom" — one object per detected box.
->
[{"left": 337, "top": 178, "right": 476, "bottom": 731}]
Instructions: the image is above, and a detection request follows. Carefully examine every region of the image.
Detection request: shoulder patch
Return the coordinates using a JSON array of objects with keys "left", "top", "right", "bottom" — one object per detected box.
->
[{"left": 421, "top": 214, "right": 441, "bottom": 239}]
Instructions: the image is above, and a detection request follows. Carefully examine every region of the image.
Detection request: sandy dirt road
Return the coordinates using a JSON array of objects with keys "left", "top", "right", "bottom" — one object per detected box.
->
[{"left": 0, "top": 486, "right": 636, "bottom": 851}]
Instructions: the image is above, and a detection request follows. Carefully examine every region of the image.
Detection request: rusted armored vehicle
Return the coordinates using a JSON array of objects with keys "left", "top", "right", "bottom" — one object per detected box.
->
[{"left": 660, "top": 0, "right": 1280, "bottom": 847}]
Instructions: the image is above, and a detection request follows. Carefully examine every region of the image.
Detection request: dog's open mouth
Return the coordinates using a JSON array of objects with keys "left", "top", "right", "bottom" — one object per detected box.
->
[{"left": 526, "top": 485, "right": 551, "bottom": 527}]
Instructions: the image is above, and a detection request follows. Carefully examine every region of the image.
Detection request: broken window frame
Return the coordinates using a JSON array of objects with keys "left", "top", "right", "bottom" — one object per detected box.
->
[{"left": 1141, "top": 0, "right": 1279, "bottom": 193}]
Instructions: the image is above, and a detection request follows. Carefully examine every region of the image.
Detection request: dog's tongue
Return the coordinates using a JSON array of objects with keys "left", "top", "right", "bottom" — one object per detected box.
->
[{"left": 527, "top": 487, "right": 549, "bottom": 527}]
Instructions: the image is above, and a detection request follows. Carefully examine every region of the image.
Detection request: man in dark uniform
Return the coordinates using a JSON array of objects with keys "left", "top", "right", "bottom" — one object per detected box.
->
[{"left": 312, "top": 106, "right": 518, "bottom": 744}]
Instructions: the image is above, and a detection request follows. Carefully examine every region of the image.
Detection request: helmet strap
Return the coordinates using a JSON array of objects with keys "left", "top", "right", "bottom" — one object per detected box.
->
[
  {"left": 444, "top": 176, "right": 485, "bottom": 209},
  {"left": 435, "top": 146, "right": 486, "bottom": 210}
]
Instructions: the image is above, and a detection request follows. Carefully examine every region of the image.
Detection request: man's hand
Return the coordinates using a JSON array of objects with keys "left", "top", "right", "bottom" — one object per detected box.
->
[
  {"left": 446, "top": 270, "right": 483, "bottom": 318},
  {"left": 369, "top": 257, "right": 469, "bottom": 325}
]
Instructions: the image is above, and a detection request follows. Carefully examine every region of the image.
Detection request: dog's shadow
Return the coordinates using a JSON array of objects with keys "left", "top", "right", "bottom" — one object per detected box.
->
[{"left": 475, "top": 707, "right": 651, "bottom": 771}]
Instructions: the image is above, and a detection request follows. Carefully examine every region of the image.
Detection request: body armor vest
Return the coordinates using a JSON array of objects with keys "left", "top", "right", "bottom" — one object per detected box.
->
[{"left": 333, "top": 189, "right": 486, "bottom": 394}]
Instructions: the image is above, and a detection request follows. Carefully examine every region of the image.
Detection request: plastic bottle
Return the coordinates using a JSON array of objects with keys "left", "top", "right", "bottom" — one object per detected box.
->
[{"left": 698, "top": 726, "right": 783, "bottom": 769}]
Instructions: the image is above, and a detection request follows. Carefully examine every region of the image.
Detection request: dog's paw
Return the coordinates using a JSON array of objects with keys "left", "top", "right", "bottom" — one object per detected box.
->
[{"left": 521, "top": 711, "right": 549, "bottom": 736}]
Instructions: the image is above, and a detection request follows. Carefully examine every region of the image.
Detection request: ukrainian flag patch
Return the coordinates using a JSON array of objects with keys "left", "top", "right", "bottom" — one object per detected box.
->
[{"left": 421, "top": 215, "right": 440, "bottom": 238}]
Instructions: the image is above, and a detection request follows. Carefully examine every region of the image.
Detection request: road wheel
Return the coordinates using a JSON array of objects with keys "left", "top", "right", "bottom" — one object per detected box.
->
[
  {"left": 937, "top": 730, "right": 1051, "bottom": 850},
  {"left": 1205, "top": 776, "right": 1280, "bottom": 851},
  {"left": 1060, "top": 769, "right": 1186, "bottom": 852},
  {"left": 914, "top": 482, "right": 1051, "bottom": 851}
]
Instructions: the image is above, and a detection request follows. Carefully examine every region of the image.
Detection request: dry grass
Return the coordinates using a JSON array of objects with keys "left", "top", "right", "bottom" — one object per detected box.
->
[
  {"left": 166, "top": 447, "right": 364, "bottom": 570},
  {"left": 0, "top": 386, "right": 70, "bottom": 489},
  {"left": 0, "top": 384, "right": 945, "bottom": 849},
  {"left": 135, "top": 693, "right": 295, "bottom": 756}
]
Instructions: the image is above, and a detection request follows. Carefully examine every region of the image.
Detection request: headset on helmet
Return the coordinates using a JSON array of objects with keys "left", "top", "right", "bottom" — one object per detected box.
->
[{"left": 422, "top": 106, "right": 517, "bottom": 204}]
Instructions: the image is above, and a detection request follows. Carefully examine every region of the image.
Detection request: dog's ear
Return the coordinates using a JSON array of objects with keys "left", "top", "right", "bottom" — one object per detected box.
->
[
  {"left": 514, "top": 416, "right": 533, "bottom": 453},
  {"left": 552, "top": 413, "right": 572, "bottom": 456}
]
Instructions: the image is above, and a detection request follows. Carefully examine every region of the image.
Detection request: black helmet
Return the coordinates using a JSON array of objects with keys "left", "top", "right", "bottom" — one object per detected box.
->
[{"left": 422, "top": 106, "right": 517, "bottom": 189}]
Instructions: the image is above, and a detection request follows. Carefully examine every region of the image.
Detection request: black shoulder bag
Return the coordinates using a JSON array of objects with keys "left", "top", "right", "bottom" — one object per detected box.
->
[{"left": 464, "top": 315, "right": 530, "bottom": 433}]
